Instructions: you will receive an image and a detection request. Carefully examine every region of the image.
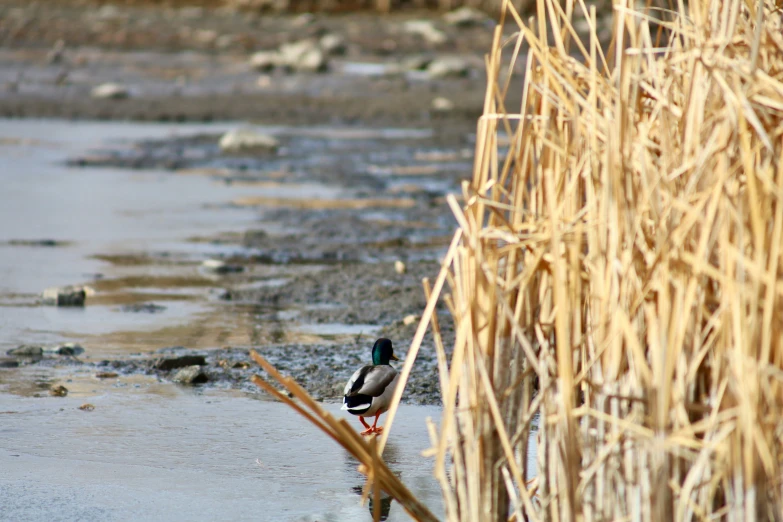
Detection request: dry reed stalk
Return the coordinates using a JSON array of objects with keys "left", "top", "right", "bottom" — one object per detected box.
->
[
  {"left": 393, "top": 0, "right": 783, "bottom": 519},
  {"left": 248, "top": 350, "right": 439, "bottom": 522}
]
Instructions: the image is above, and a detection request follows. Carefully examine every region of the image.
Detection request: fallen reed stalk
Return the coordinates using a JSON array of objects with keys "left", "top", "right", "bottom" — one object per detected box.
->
[{"left": 248, "top": 350, "right": 439, "bottom": 522}]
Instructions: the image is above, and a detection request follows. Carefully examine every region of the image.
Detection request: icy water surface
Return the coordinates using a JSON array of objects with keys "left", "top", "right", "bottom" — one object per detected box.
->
[{"left": 0, "top": 386, "right": 444, "bottom": 521}]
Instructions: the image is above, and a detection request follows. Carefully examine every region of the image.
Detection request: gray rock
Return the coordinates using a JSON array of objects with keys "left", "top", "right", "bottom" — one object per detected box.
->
[
  {"left": 218, "top": 128, "right": 279, "bottom": 154},
  {"left": 201, "top": 259, "right": 245, "bottom": 274},
  {"left": 295, "top": 47, "right": 327, "bottom": 73},
  {"left": 91, "top": 83, "right": 129, "bottom": 100},
  {"left": 402, "top": 20, "right": 447, "bottom": 45},
  {"left": 249, "top": 51, "right": 281, "bottom": 72},
  {"left": 53, "top": 343, "right": 85, "bottom": 356},
  {"left": 7, "top": 345, "right": 44, "bottom": 357},
  {"left": 279, "top": 39, "right": 317, "bottom": 64},
  {"left": 319, "top": 33, "right": 346, "bottom": 55},
  {"left": 121, "top": 303, "right": 167, "bottom": 314},
  {"left": 179, "top": 7, "right": 204, "bottom": 19},
  {"left": 46, "top": 39, "right": 66, "bottom": 65},
  {"left": 49, "top": 385, "right": 68, "bottom": 397},
  {"left": 8, "top": 239, "right": 69, "bottom": 247},
  {"left": 278, "top": 39, "right": 328, "bottom": 72},
  {"left": 290, "top": 13, "right": 315, "bottom": 28},
  {"left": 443, "top": 6, "right": 491, "bottom": 27},
  {"left": 154, "top": 355, "right": 207, "bottom": 371},
  {"left": 0, "top": 358, "right": 19, "bottom": 368},
  {"left": 431, "top": 96, "right": 455, "bottom": 111},
  {"left": 400, "top": 55, "right": 434, "bottom": 71},
  {"left": 96, "top": 5, "right": 121, "bottom": 19},
  {"left": 427, "top": 57, "right": 469, "bottom": 78},
  {"left": 42, "top": 285, "right": 86, "bottom": 306},
  {"left": 172, "top": 365, "right": 208, "bottom": 385}
]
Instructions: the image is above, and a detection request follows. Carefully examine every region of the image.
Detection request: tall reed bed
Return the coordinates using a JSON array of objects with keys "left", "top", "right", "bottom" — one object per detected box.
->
[
  {"left": 254, "top": 0, "right": 783, "bottom": 519},
  {"left": 380, "top": 0, "right": 783, "bottom": 519}
]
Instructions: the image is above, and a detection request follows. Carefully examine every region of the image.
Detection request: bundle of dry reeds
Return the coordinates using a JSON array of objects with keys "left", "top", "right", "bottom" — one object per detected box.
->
[
  {"left": 380, "top": 0, "right": 783, "bottom": 519},
  {"left": 253, "top": 0, "right": 783, "bottom": 520}
]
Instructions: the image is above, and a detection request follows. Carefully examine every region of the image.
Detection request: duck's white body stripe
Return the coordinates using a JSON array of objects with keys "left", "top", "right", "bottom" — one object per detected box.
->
[{"left": 341, "top": 401, "right": 371, "bottom": 412}]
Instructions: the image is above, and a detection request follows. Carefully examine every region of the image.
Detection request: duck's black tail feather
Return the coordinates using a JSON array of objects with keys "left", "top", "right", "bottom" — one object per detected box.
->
[{"left": 341, "top": 394, "right": 371, "bottom": 415}]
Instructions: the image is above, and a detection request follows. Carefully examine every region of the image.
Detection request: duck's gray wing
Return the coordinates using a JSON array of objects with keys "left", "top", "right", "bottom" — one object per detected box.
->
[
  {"left": 344, "top": 365, "right": 370, "bottom": 396},
  {"left": 345, "top": 365, "right": 398, "bottom": 397}
]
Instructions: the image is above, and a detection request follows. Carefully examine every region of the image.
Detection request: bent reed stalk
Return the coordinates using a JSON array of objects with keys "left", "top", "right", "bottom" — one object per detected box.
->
[{"left": 252, "top": 0, "right": 783, "bottom": 520}]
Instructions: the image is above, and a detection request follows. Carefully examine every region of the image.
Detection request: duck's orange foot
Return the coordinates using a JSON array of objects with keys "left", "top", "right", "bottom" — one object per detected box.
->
[
  {"left": 360, "top": 427, "right": 377, "bottom": 436},
  {"left": 373, "top": 426, "right": 383, "bottom": 434}
]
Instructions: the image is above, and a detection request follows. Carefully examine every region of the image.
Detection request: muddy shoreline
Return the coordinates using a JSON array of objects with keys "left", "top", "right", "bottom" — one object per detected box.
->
[{"left": 0, "top": 0, "right": 487, "bottom": 406}]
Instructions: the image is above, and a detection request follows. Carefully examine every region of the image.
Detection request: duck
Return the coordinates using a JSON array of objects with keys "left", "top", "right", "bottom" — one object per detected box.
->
[{"left": 341, "top": 338, "right": 400, "bottom": 436}]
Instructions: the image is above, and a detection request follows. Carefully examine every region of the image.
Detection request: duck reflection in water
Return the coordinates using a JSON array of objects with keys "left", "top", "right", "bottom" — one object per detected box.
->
[
  {"left": 350, "top": 485, "right": 393, "bottom": 521},
  {"left": 344, "top": 441, "right": 400, "bottom": 521}
]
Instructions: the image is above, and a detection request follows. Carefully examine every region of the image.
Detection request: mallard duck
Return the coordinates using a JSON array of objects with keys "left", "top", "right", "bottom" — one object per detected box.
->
[{"left": 341, "top": 338, "right": 400, "bottom": 435}]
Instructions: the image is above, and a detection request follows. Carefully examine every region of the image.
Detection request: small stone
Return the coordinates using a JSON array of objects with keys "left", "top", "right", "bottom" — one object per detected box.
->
[
  {"left": 431, "top": 97, "right": 455, "bottom": 112},
  {"left": 121, "top": 303, "right": 167, "bottom": 314},
  {"left": 201, "top": 259, "right": 244, "bottom": 274},
  {"left": 427, "top": 57, "right": 469, "bottom": 78},
  {"left": 179, "top": 7, "right": 204, "bottom": 19},
  {"left": 42, "top": 285, "right": 86, "bottom": 306},
  {"left": 278, "top": 39, "right": 317, "bottom": 65},
  {"left": 394, "top": 260, "right": 407, "bottom": 274},
  {"left": 216, "top": 34, "right": 237, "bottom": 50},
  {"left": 296, "top": 47, "right": 327, "bottom": 73},
  {"left": 194, "top": 29, "right": 218, "bottom": 46},
  {"left": 400, "top": 55, "right": 433, "bottom": 71},
  {"left": 319, "top": 33, "right": 346, "bottom": 55},
  {"left": 79, "top": 403, "right": 95, "bottom": 411},
  {"left": 46, "top": 39, "right": 66, "bottom": 65},
  {"left": 91, "top": 83, "right": 129, "bottom": 99},
  {"left": 95, "top": 372, "right": 118, "bottom": 379},
  {"left": 153, "top": 355, "right": 207, "bottom": 371},
  {"left": 443, "top": 6, "right": 491, "bottom": 27},
  {"left": 55, "top": 343, "right": 85, "bottom": 356},
  {"left": 278, "top": 40, "right": 328, "bottom": 73},
  {"left": 8, "top": 239, "right": 68, "bottom": 247},
  {"left": 172, "top": 365, "right": 208, "bottom": 385},
  {"left": 97, "top": 5, "right": 121, "bottom": 19},
  {"left": 0, "top": 359, "right": 19, "bottom": 368},
  {"left": 219, "top": 128, "right": 279, "bottom": 154},
  {"left": 403, "top": 20, "right": 447, "bottom": 45},
  {"left": 7, "top": 345, "right": 44, "bottom": 357},
  {"left": 291, "top": 13, "right": 315, "bottom": 28},
  {"left": 249, "top": 51, "right": 281, "bottom": 72},
  {"left": 217, "top": 359, "right": 250, "bottom": 370},
  {"left": 49, "top": 385, "right": 68, "bottom": 397},
  {"left": 243, "top": 229, "right": 268, "bottom": 245},
  {"left": 403, "top": 314, "right": 418, "bottom": 326}
]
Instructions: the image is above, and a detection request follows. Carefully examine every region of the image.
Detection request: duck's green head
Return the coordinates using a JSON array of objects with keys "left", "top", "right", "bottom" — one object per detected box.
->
[{"left": 372, "top": 338, "right": 398, "bottom": 365}]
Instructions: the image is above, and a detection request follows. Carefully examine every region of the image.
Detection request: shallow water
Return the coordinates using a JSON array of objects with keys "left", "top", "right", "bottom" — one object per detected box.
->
[
  {"left": 0, "top": 119, "right": 457, "bottom": 356},
  {"left": 0, "top": 386, "right": 445, "bottom": 521}
]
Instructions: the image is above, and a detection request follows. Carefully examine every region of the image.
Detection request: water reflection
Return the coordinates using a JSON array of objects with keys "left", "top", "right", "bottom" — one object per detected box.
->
[
  {"left": 344, "top": 441, "right": 401, "bottom": 521},
  {"left": 350, "top": 485, "right": 393, "bottom": 521}
]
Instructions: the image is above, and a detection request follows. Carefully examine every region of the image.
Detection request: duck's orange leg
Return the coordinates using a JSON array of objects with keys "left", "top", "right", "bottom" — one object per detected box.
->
[
  {"left": 359, "top": 417, "right": 374, "bottom": 436},
  {"left": 370, "top": 412, "right": 383, "bottom": 434}
]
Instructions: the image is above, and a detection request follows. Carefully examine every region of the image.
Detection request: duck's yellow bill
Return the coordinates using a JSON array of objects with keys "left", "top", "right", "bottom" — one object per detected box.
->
[{"left": 391, "top": 354, "right": 399, "bottom": 361}]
